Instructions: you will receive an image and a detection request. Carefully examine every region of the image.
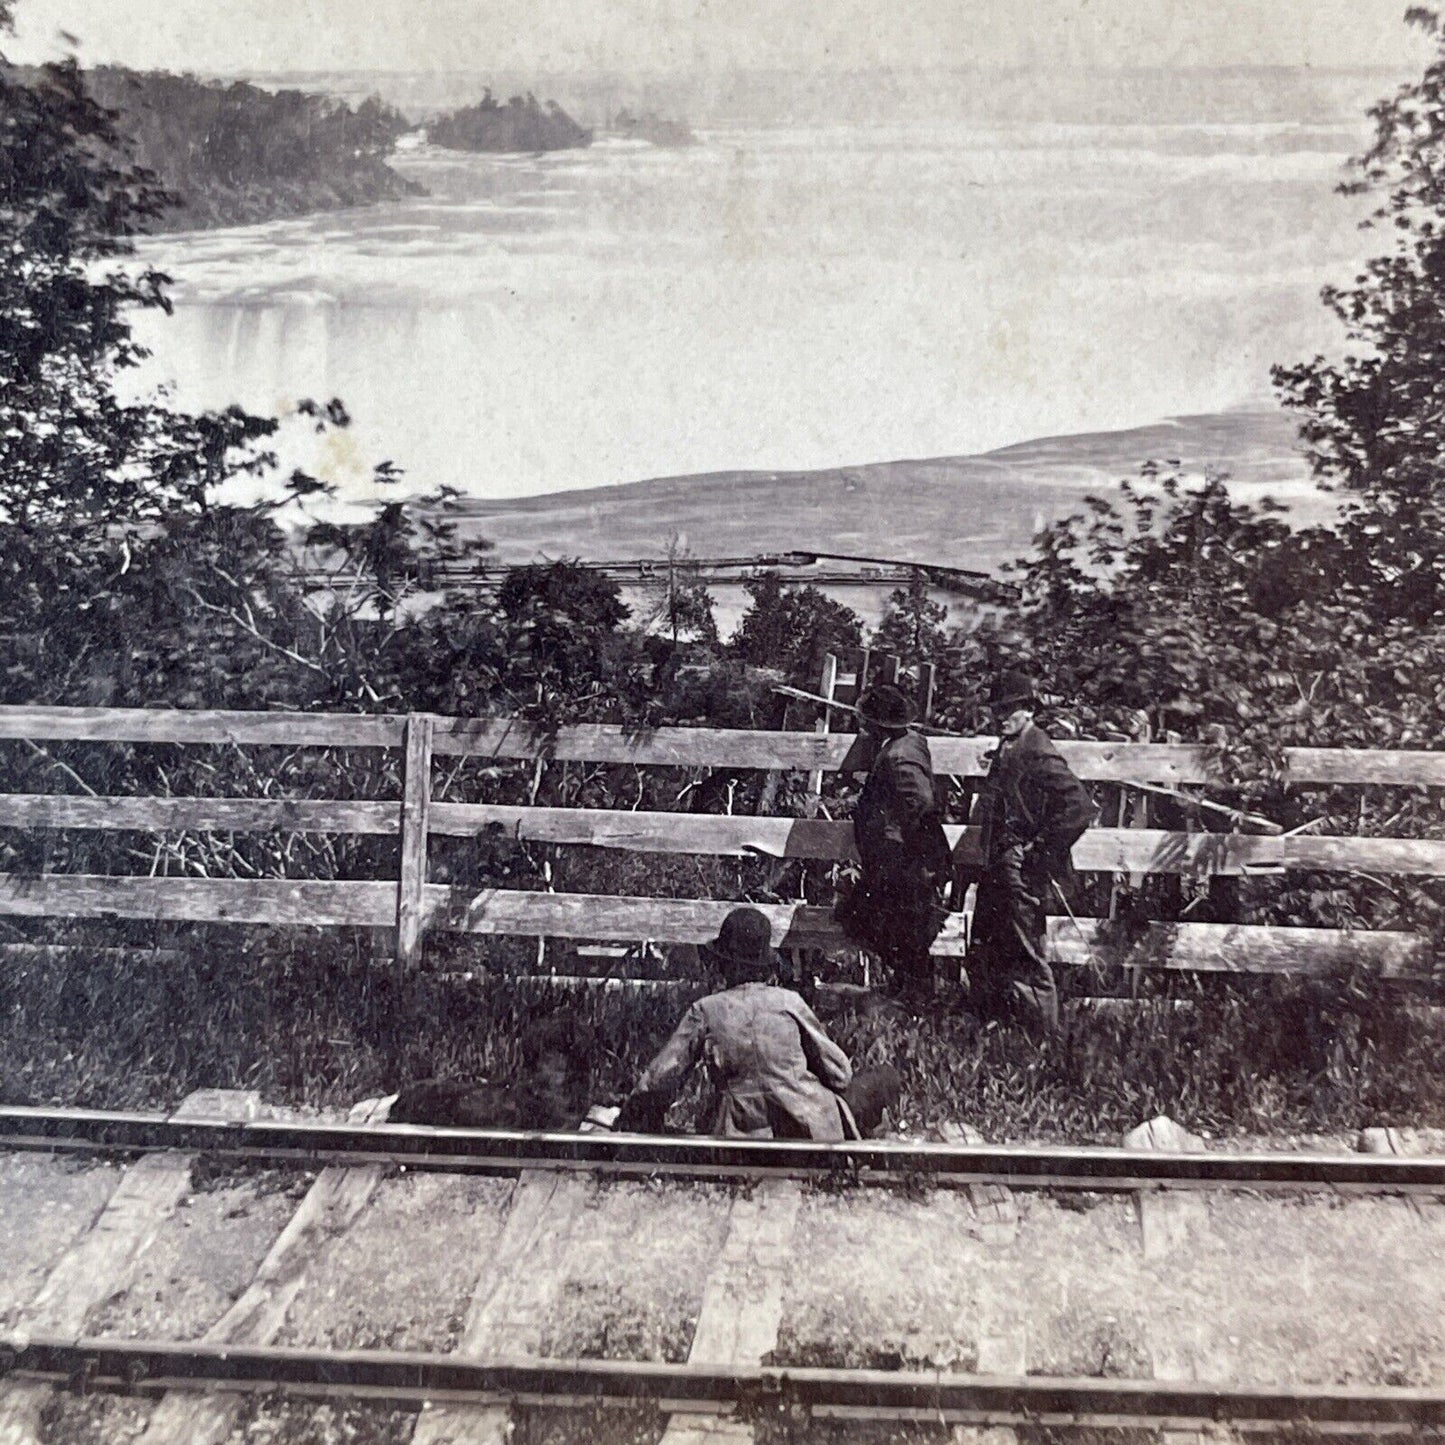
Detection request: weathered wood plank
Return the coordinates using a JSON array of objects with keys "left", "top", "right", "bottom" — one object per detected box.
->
[
  {"left": 968, "top": 1181, "right": 1021, "bottom": 1250},
  {"left": 428, "top": 803, "right": 844, "bottom": 852},
  {"left": 0, "top": 791, "right": 1288, "bottom": 877},
  {"left": 1123, "top": 1116, "right": 1207, "bottom": 1266},
  {"left": 0, "top": 943, "right": 185, "bottom": 967},
  {"left": 170, "top": 1090, "right": 261, "bottom": 1125},
  {"left": 1285, "top": 835, "right": 1445, "bottom": 875},
  {"left": 659, "top": 1177, "right": 803, "bottom": 1445},
  {"left": 430, "top": 806, "right": 1284, "bottom": 876},
  {"left": 4, "top": 1093, "right": 252, "bottom": 1445},
  {"left": 1136, "top": 1118, "right": 1230, "bottom": 1398},
  {"left": 0, "top": 874, "right": 396, "bottom": 926},
  {"left": 205, "top": 1164, "right": 385, "bottom": 1347},
  {"left": 426, "top": 890, "right": 1433, "bottom": 976},
  {"left": 396, "top": 714, "right": 435, "bottom": 967},
  {"left": 409, "top": 1402, "right": 510, "bottom": 1445},
  {"left": 0, "top": 705, "right": 403, "bottom": 748},
  {"left": 686, "top": 1178, "right": 802, "bottom": 1364},
  {"left": 806, "top": 652, "right": 840, "bottom": 815},
  {"left": 3, "top": 706, "right": 1444, "bottom": 787},
  {"left": 409, "top": 1171, "right": 592, "bottom": 1445},
  {"left": 426, "top": 889, "right": 961, "bottom": 950},
  {"left": 138, "top": 1124, "right": 385, "bottom": 1445},
  {"left": 457, "top": 1173, "right": 591, "bottom": 1357},
  {"left": 433, "top": 721, "right": 1216, "bottom": 783},
  {"left": 434, "top": 721, "right": 1445, "bottom": 786},
  {"left": 0, "top": 875, "right": 1429, "bottom": 977},
  {"left": 1285, "top": 747, "right": 1445, "bottom": 787},
  {"left": 23, "top": 1147, "right": 191, "bottom": 1334},
  {"left": 24, "top": 791, "right": 1445, "bottom": 881},
  {"left": 1045, "top": 918, "right": 1431, "bottom": 979},
  {"left": 432, "top": 719, "right": 848, "bottom": 769},
  {"left": 0, "top": 794, "right": 398, "bottom": 835},
  {"left": 661, "top": 1419, "right": 754, "bottom": 1444},
  {"left": 952, "top": 1429, "right": 1020, "bottom": 1445}
]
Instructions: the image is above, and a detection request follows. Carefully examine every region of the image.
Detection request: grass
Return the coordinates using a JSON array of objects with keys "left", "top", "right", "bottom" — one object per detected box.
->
[{"left": 2, "top": 925, "right": 1444, "bottom": 1142}]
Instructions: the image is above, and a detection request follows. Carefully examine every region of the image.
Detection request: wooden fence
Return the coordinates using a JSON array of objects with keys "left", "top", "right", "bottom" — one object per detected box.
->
[{"left": 0, "top": 706, "right": 1441, "bottom": 982}]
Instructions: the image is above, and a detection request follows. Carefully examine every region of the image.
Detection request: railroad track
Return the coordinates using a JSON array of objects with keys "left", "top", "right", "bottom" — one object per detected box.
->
[
  {"left": 4, "top": 1104, "right": 1445, "bottom": 1193},
  {"left": 3, "top": 1095, "right": 1444, "bottom": 1443},
  {"left": 6, "top": 1337, "right": 1445, "bottom": 1433}
]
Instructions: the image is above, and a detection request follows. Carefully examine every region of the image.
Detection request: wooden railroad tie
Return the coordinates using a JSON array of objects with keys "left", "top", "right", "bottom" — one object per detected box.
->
[
  {"left": 660, "top": 1177, "right": 803, "bottom": 1445},
  {"left": 136, "top": 1094, "right": 387, "bottom": 1445},
  {"left": 410, "top": 1168, "right": 591, "bottom": 1445},
  {"left": 0, "top": 1089, "right": 258, "bottom": 1445}
]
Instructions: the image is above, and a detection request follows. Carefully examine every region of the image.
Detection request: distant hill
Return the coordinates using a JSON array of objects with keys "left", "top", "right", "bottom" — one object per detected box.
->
[
  {"left": 427, "top": 91, "right": 592, "bottom": 152},
  {"left": 83, "top": 68, "right": 421, "bottom": 231},
  {"left": 430, "top": 409, "right": 1325, "bottom": 573}
]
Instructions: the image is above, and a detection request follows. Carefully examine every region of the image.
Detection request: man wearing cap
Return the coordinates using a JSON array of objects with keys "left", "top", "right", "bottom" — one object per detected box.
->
[
  {"left": 835, "top": 682, "right": 951, "bottom": 1004},
  {"left": 970, "top": 670, "right": 1096, "bottom": 1034},
  {"left": 617, "top": 906, "right": 873, "bottom": 1140}
]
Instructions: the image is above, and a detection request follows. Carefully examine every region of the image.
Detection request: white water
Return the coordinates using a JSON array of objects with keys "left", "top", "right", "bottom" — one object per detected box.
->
[{"left": 125, "top": 82, "right": 1382, "bottom": 510}]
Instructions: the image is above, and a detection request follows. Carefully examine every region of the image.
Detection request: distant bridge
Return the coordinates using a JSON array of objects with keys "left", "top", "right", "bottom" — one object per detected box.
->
[{"left": 302, "top": 550, "right": 1020, "bottom": 603}]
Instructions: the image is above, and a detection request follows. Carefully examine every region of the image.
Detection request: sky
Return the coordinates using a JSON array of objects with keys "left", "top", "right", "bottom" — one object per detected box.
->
[{"left": 4, "top": 0, "right": 1434, "bottom": 76}]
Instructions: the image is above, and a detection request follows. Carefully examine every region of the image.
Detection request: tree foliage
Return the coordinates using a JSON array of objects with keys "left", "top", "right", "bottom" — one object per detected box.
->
[
  {"left": 428, "top": 90, "right": 592, "bottom": 153},
  {"left": 730, "top": 571, "right": 863, "bottom": 687},
  {"left": 81, "top": 68, "right": 419, "bottom": 230},
  {"left": 872, "top": 571, "right": 949, "bottom": 667},
  {"left": 1273, "top": 6, "right": 1445, "bottom": 622},
  {"left": 637, "top": 535, "right": 719, "bottom": 648}
]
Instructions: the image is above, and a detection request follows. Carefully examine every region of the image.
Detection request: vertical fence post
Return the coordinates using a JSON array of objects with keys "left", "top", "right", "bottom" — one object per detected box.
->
[
  {"left": 806, "top": 653, "right": 839, "bottom": 818},
  {"left": 1111, "top": 711, "right": 1152, "bottom": 997},
  {"left": 396, "top": 712, "right": 434, "bottom": 968},
  {"left": 915, "top": 661, "right": 936, "bottom": 723}
]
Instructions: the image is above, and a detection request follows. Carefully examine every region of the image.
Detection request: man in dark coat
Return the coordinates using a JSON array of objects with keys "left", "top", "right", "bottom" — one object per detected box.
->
[
  {"left": 835, "top": 683, "right": 951, "bottom": 1004},
  {"left": 969, "top": 670, "right": 1096, "bottom": 1035}
]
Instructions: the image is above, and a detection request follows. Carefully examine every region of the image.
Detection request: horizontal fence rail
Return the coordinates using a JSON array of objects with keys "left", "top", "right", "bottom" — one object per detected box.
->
[
  {"left": 5, "top": 706, "right": 1445, "bottom": 786},
  {"left": 9, "top": 794, "right": 1445, "bottom": 878},
  {"left": 0, "top": 705, "right": 1441, "bottom": 977},
  {"left": 0, "top": 877, "right": 1430, "bottom": 978}
]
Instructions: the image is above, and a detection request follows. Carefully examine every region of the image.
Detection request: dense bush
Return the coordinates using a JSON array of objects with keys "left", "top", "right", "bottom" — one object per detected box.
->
[
  {"left": 428, "top": 90, "right": 591, "bottom": 153},
  {"left": 80, "top": 68, "right": 419, "bottom": 229}
]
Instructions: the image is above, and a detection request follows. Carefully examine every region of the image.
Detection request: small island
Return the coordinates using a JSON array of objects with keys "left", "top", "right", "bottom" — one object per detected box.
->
[
  {"left": 427, "top": 91, "right": 592, "bottom": 153},
  {"left": 610, "top": 108, "right": 698, "bottom": 147},
  {"left": 83, "top": 68, "right": 422, "bottom": 231}
]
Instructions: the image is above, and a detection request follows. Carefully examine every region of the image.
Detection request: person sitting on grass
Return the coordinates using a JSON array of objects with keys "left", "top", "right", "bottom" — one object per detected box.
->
[
  {"left": 616, "top": 906, "right": 899, "bottom": 1139},
  {"left": 388, "top": 1014, "right": 596, "bottom": 1130}
]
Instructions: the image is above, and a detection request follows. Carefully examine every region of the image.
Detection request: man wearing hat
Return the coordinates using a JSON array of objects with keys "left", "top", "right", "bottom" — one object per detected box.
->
[
  {"left": 836, "top": 682, "right": 951, "bottom": 1004},
  {"left": 969, "top": 670, "right": 1096, "bottom": 1034},
  {"left": 617, "top": 906, "right": 868, "bottom": 1139}
]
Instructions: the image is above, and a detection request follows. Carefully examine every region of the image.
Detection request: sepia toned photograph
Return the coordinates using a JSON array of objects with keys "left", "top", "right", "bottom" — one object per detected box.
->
[{"left": 2, "top": 2, "right": 1445, "bottom": 1441}]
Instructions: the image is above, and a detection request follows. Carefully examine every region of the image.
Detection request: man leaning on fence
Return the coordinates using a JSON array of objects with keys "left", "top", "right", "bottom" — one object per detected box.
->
[
  {"left": 967, "top": 670, "right": 1096, "bottom": 1036},
  {"left": 834, "top": 683, "right": 951, "bottom": 1007}
]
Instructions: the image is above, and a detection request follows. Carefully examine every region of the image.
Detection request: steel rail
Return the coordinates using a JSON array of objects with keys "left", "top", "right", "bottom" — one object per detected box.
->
[
  {"left": 3, "top": 1336, "right": 1444, "bottom": 1431},
  {"left": 1, "top": 1106, "right": 1443, "bottom": 1194}
]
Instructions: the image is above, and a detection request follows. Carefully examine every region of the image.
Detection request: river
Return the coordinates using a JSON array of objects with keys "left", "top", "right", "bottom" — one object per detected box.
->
[{"left": 123, "top": 68, "right": 1386, "bottom": 522}]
